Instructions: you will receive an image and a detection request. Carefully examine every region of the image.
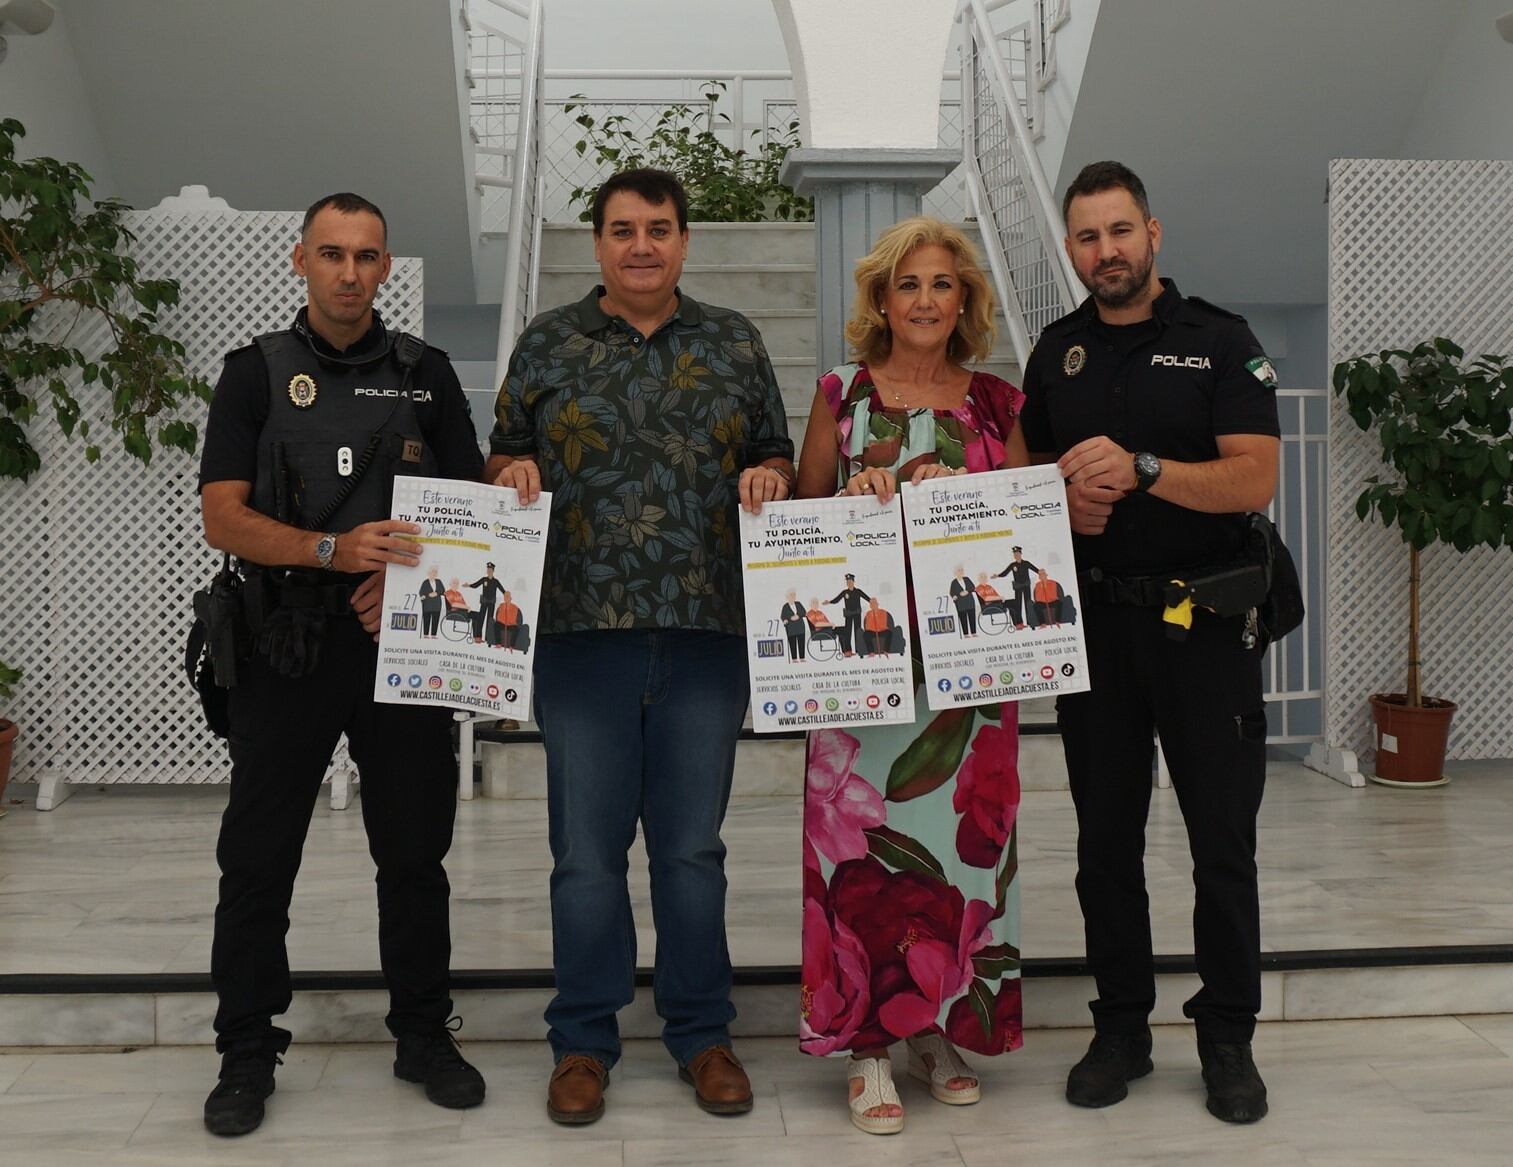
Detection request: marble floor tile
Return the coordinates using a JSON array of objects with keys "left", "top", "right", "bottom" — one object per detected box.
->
[
  {"left": 9, "top": 1044, "right": 330, "bottom": 1096},
  {"left": 1368, "top": 1056, "right": 1513, "bottom": 1121},
  {"left": 0, "top": 1090, "right": 158, "bottom": 1152},
  {"left": 125, "top": 1087, "right": 463, "bottom": 1159},
  {"left": 4, "top": 763, "right": 1513, "bottom": 985},
  {"left": 456, "top": 1046, "right": 788, "bottom": 1141},
  {"left": 1252, "top": 1015, "right": 1507, "bottom": 1069},
  {"left": 1459, "top": 1013, "right": 1513, "bottom": 1057},
  {"left": 0, "top": 1053, "right": 34, "bottom": 1093},
  {"left": 3, "top": 1029, "right": 1511, "bottom": 1164},
  {"left": 624, "top": 1134, "right": 964, "bottom": 1167}
]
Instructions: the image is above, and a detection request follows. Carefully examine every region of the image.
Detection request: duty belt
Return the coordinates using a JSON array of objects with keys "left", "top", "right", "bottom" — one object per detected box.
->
[
  {"left": 1077, "top": 569, "right": 1169, "bottom": 607},
  {"left": 245, "top": 566, "right": 354, "bottom": 616}
]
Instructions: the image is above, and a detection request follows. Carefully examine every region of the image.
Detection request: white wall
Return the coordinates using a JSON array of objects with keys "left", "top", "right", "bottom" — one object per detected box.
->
[
  {"left": 540, "top": 0, "right": 790, "bottom": 69},
  {"left": 0, "top": 1, "right": 116, "bottom": 193},
  {"left": 1399, "top": 0, "right": 1513, "bottom": 160}
]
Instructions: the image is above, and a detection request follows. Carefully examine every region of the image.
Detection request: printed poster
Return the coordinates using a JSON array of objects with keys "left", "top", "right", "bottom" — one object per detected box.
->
[
  {"left": 901, "top": 466, "right": 1090, "bottom": 709},
  {"left": 739, "top": 496, "right": 915, "bottom": 733},
  {"left": 374, "top": 475, "right": 550, "bottom": 720}
]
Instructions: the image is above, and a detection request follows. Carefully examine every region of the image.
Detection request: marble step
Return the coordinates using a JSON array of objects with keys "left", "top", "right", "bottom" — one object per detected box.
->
[{"left": 7, "top": 957, "right": 1510, "bottom": 1047}]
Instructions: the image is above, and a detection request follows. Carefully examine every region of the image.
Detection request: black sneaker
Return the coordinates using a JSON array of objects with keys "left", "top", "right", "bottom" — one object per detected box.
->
[
  {"left": 1065, "top": 1032, "right": 1154, "bottom": 1108},
  {"left": 1198, "top": 1040, "right": 1268, "bottom": 1123},
  {"left": 203, "top": 1047, "right": 281, "bottom": 1136},
  {"left": 394, "top": 1017, "right": 487, "bottom": 1109}
]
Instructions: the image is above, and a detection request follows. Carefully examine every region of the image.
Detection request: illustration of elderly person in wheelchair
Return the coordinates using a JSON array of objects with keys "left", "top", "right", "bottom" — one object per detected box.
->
[
  {"left": 440, "top": 578, "right": 476, "bottom": 641},
  {"left": 973, "top": 571, "right": 1017, "bottom": 635},
  {"left": 804, "top": 596, "right": 844, "bottom": 661}
]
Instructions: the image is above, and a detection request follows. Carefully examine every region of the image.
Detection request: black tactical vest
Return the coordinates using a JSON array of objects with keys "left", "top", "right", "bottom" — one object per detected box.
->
[{"left": 251, "top": 330, "right": 440, "bottom": 532}]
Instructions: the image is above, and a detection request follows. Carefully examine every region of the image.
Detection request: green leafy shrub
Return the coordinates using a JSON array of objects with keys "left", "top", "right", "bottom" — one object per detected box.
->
[
  {"left": 565, "top": 83, "right": 812, "bottom": 224},
  {"left": 0, "top": 117, "right": 210, "bottom": 482},
  {"left": 1334, "top": 338, "right": 1513, "bottom": 704}
]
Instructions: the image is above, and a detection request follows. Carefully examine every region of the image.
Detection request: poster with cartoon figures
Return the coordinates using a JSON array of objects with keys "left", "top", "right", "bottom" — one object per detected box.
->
[
  {"left": 739, "top": 496, "right": 915, "bottom": 733},
  {"left": 374, "top": 476, "right": 550, "bottom": 720},
  {"left": 901, "top": 466, "right": 1090, "bottom": 710}
]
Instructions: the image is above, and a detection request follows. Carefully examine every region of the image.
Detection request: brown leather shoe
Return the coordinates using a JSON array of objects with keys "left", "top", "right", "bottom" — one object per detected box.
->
[
  {"left": 547, "top": 1054, "right": 608, "bottom": 1125},
  {"left": 679, "top": 1045, "right": 754, "bottom": 1115}
]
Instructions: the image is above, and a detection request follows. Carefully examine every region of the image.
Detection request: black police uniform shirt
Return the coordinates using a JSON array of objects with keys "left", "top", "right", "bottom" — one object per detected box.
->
[
  {"left": 199, "top": 308, "right": 484, "bottom": 508},
  {"left": 1018, "top": 279, "right": 1280, "bottom": 577}
]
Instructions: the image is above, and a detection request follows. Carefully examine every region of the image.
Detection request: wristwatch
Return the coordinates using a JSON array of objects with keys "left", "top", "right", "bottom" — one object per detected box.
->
[
  {"left": 1132, "top": 451, "right": 1162, "bottom": 493},
  {"left": 314, "top": 532, "right": 338, "bottom": 570}
]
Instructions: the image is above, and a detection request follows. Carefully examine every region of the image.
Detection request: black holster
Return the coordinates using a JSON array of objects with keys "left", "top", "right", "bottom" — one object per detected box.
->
[{"left": 187, "top": 555, "right": 248, "bottom": 738}]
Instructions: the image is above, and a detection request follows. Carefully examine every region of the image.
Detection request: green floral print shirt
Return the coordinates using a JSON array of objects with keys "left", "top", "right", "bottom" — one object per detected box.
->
[{"left": 491, "top": 287, "right": 793, "bottom": 635}]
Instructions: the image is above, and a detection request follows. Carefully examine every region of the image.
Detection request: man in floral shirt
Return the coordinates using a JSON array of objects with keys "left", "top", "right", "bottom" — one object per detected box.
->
[{"left": 486, "top": 169, "right": 794, "bottom": 1126}]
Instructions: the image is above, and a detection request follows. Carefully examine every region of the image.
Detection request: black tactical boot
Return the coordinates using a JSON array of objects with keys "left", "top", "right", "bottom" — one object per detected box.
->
[
  {"left": 394, "top": 1017, "right": 487, "bottom": 1109},
  {"left": 1066, "top": 1031, "right": 1154, "bottom": 1108},
  {"left": 203, "top": 1045, "right": 282, "bottom": 1136},
  {"left": 1198, "top": 1039, "right": 1268, "bottom": 1123}
]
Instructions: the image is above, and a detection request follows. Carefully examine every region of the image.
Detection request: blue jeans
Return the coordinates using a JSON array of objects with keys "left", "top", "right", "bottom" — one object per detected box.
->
[{"left": 533, "top": 629, "right": 749, "bottom": 1068}]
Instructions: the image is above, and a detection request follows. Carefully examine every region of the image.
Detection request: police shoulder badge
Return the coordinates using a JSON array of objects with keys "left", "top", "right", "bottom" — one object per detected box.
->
[
  {"left": 1063, "top": 344, "right": 1087, "bottom": 377},
  {"left": 287, "top": 373, "right": 318, "bottom": 409},
  {"left": 1244, "top": 355, "right": 1279, "bottom": 389}
]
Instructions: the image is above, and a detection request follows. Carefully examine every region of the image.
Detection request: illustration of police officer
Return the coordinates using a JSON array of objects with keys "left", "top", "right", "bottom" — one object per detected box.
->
[
  {"left": 1020, "top": 162, "right": 1281, "bottom": 1125},
  {"left": 994, "top": 545, "right": 1041, "bottom": 629},
  {"left": 197, "top": 193, "right": 487, "bottom": 1135},
  {"left": 827, "top": 573, "right": 871, "bottom": 657}
]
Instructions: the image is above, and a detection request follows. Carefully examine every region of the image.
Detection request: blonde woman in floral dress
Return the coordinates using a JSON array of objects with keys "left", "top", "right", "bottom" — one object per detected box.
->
[{"left": 794, "top": 218, "right": 1029, "bottom": 1135}]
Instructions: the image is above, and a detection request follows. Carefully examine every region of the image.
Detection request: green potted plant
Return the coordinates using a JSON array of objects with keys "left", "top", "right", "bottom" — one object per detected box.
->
[
  {"left": 1334, "top": 338, "right": 1513, "bottom": 786},
  {"left": 564, "top": 83, "right": 812, "bottom": 223},
  {"left": 1, "top": 116, "right": 209, "bottom": 734},
  {"left": 0, "top": 664, "right": 19, "bottom": 815}
]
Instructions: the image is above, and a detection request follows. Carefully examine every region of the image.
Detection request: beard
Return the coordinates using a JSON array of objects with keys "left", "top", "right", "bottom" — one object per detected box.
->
[{"left": 1081, "top": 248, "right": 1154, "bottom": 309}]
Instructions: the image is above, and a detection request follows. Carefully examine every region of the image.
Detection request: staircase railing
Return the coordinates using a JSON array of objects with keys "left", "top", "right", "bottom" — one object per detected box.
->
[
  {"left": 469, "top": 0, "right": 545, "bottom": 381},
  {"left": 959, "top": 0, "right": 1081, "bottom": 368}
]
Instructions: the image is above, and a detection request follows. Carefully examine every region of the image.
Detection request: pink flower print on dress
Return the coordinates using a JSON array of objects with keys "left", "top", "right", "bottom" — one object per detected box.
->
[{"left": 804, "top": 731, "right": 886, "bottom": 865}]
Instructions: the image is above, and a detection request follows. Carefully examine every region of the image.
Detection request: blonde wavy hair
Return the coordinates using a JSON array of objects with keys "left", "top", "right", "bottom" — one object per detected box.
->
[{"left": 846, "top": 217, "right": 997, "bottom": 365}]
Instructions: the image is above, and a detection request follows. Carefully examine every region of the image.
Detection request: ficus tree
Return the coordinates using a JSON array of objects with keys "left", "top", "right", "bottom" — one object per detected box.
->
[
  {"left": 1, "top": 116, "right": 210, "bottom": 703},
  {"left": 1333, "top": 338, "right": 1513, "bottom": 706},
  {"left": 0, "top": 116, "right": 209, "bottom": 482}
]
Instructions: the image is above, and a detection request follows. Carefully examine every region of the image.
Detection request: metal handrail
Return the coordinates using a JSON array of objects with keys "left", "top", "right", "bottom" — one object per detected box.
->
[
  {"left": 475, "top": 0, "right": 531, "bottom": 20},
  {"left": 959, "top": 0, "right": 1080, "bottom": 363},
  {"left": 492, "top": 0, "right": 544, "bottom": 381}
]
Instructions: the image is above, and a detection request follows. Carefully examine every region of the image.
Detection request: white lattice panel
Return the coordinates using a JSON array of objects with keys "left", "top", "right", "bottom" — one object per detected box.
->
[
  {"left": 1326, "top": 159, "right": 1513, "bottom": 761},
  {"left": 0, "top": 206, "right": 423, "bottom": 784}
]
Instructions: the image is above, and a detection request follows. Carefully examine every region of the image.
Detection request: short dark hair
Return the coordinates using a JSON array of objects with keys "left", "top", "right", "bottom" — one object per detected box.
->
[
  {"left": 591, "top": 168, "right": 688, "bottom": 234},
  {"left": 1061, "top": 161, "right": 1151, "bottom": 223},
  {"left": 302, "top": 192, "right": 389, "bottom": 244}
]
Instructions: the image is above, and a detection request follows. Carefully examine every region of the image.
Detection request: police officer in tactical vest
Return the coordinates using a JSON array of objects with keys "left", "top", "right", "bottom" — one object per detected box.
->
[
  {"left": 197, "top": 193, "right": 486, "bottom": 1136},
  {"left": 1019, "top": 162, "right": 1281, "bottom": 1125}
]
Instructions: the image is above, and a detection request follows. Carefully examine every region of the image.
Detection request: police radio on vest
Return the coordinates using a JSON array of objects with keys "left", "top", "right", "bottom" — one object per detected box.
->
[{"left": 1151, "top": 354, "right": 1212, "bottom": 369}]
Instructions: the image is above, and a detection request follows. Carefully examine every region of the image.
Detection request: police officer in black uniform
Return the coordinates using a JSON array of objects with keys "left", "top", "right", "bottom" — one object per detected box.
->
[
  {"left": 994, "top": 546, "right": 1041, "bottom": 629},
  {"left": 1019, "top": 163, "right": 1281, "bottom": 1125},
  {"left": 827, "top": 574, "right": 870, "bottom": 657},
  {"left": 197, "top": 193, "right": 486, "bottom": 1136}
]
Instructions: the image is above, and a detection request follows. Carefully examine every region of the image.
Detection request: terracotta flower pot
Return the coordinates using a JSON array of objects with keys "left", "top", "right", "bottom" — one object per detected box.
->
[
  {"left": 0, "top": 718, "right": 16, "bottom": 809},
  {"left": 1368, "top": 693, "right": 1456, "bottom": 787}
]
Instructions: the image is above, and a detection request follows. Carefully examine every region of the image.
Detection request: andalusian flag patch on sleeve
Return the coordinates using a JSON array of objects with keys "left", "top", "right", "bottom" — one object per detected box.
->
[{"left": 1245, "top": 355, "right": 1278, "bottom": 389}]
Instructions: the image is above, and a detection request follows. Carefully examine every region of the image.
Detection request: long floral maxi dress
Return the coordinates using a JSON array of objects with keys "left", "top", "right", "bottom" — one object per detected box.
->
[{"left": 801, "top": 362, "right": 1026, "bottom": 1059}]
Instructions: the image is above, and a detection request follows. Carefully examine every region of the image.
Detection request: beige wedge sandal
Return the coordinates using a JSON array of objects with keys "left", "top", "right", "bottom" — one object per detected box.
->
[
  {"left": 845, "top": 1055, "right": 904, "bottom": 1135},
  {"left": 906, "top": 1030, "right": 981, "bottom": 1105}
]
